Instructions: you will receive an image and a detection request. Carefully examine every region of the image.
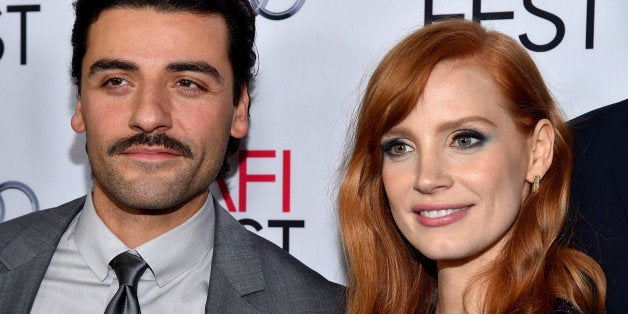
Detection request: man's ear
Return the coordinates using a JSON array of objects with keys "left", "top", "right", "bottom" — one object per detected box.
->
[
  {"left": 230, "top": 85, "right": 250, "bottom": 139},
  {"left": 71, "top": 99, "right": 86, "bottom": 133},
  {"left": 526, "top": 119, "right": 555, "bottom": 183}
]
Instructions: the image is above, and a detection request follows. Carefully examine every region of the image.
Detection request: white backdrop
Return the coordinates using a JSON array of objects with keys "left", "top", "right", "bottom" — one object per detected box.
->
[{"left": 1, "top": 0, "right": 627, "bottom": 285}]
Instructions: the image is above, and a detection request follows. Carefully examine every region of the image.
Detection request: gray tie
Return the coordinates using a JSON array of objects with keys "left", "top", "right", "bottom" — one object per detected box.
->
[{"left": 105, "top": 252, "right": 149, "bottom": 314}]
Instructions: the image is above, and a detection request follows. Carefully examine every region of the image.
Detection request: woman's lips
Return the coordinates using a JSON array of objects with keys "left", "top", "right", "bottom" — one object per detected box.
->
[{"left": 413, "top": 204, "right": 472, "bottom": 227}]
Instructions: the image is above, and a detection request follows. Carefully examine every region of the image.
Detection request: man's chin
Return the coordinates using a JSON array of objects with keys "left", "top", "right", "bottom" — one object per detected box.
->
[
  {"left": 95, "top": 179, "right": 207, "bottom": 214},
  {"left": 108, "top": 192, "right": 192, "bottom": 215}
]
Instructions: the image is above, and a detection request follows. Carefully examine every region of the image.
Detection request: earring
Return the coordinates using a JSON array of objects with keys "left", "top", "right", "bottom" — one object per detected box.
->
[{"left": 532, "top": 175, "right": 541, "bottom": 192}]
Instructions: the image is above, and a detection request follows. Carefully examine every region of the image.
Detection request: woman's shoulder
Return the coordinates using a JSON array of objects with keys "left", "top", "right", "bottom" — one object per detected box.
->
[{"left": 553, "top": 298, "right": 579, "bottom": 313}]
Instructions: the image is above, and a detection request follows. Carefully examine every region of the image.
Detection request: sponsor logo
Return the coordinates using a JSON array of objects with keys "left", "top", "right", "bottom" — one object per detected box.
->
[
  {"left": 0, "top": 181, "right": 39, "bottom": 222},
  {"left": 0, "top": 4, "right": 41, "bottom": 64},
  {"left": 250, "top": 0, "right": 305, "bottom": 20},
  {"left": 424, "top": 0, "right": 596, "bottom": 51}
]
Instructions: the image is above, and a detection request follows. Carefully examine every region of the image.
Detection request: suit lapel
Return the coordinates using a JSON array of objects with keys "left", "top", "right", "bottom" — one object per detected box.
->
[
  {"left": 1, "top": 197, "right": 268, "bottom": 312},
  {"left": 206, "top": 200, "right": 265, "bottom": 313},
  {"left": 0, "top": 197, "right": 84, "bottom": 311}
]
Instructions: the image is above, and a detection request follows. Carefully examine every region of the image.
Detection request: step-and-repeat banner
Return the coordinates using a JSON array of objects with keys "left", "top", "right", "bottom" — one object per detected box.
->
[{"left": 1, "top": 0, "right": 627, "bottom": 284}]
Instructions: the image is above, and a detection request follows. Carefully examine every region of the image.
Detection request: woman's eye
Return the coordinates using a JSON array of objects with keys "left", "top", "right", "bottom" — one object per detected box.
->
[
  {"left": 455, "top": 136, "right": 478, "bottom": 147},
  {"left": 381, "top": 139, "right": 414, "bottom": 158},
  {"left": 451, "top": 130, "right": 486, "bottom": 149}
]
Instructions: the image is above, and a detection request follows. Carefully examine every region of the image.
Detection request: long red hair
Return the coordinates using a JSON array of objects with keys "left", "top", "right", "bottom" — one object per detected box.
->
[{"left": 338, "top": 19, "right": 605, "bottom": 313}]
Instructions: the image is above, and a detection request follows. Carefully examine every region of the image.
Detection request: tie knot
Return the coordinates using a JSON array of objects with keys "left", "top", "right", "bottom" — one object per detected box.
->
[{"left": 109, "top": 252, "right": 149, "bottom": 287}]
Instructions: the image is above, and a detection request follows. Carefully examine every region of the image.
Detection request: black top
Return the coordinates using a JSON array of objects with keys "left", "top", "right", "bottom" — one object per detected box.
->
[
  {"left": 553, "top": 298, "right": 578, "bottom": 313},
  {"left": 427, "top": 298, "right": 578, "bottom": 313}
]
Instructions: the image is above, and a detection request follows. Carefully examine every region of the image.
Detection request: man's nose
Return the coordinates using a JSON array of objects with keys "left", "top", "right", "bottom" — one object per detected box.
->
[{"left": 128, "top": 83, "right": 172, "bottom": 133}]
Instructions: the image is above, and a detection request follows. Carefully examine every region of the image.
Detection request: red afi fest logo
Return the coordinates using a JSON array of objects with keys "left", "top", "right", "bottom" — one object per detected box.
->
[{"left": 217, "top": 149, "right": 292, "bottom": 213}]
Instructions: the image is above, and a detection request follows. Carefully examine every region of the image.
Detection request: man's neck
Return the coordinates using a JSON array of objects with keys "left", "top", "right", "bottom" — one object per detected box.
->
[{"left": 91, "top": 188, "right": 209, "bottom": 248}]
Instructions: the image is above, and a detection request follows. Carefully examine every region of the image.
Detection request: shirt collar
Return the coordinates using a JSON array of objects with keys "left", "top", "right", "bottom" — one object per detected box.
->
[{"left": 75, "top": 192, "right": 216, "bottom": 287}]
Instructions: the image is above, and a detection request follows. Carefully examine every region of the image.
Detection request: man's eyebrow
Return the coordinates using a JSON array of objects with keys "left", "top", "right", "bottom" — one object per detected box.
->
[
  {"left": 88, "top": 58, "right": 139, "bottom": 78},
  {"left": 166, "top": 61, "right": 223, "bottom": 84}
]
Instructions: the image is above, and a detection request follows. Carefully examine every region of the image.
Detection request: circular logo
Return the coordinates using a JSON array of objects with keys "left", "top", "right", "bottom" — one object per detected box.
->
[
  {"left": 250, "top": 0, "right": 305, "bottom": 20},
  {"left": 0, "top": 181, "right": 40, "bottom": 222}
]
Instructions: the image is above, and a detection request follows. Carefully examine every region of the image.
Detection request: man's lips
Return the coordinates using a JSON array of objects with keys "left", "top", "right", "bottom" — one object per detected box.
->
[
  {"left": 121, "top": 146, "right": 183, "bottom": 160},
  {"left": 107, "top": 133, "right": 193, "bottom": 158}
]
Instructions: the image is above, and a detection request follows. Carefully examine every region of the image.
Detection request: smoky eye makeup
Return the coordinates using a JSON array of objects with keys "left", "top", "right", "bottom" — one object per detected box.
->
[
  {"left": 450, "top": 129, "right": 488, "bottom": 149},
  {"left": 380, "top": 138, "right": 413, "bottom": 157}
]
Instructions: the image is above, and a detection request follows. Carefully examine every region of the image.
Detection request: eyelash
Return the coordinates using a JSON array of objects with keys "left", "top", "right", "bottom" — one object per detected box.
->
[
  {"left": 450, "top": 129, "right": 487, "bottom": 149},
  {"left": 100, "top": 77, "right": 130, "bottom": 92},
  {"left": 175, "top": 79, "right": 208, "bottom": 95},
  {"left": 380, "top": 129, "right": 486, "bottom": 157},
  {"left": 380, "top": 138, "right": 413, "bottom": 158},
  {"left": 98, "top": 77, "right": 208, "bottom": 95}
]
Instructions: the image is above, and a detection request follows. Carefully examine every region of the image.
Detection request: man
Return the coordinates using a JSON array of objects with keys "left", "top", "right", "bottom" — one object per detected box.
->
[
  {"left": 569, "top": 99, "right": 628, "bottom": 313},
  {"left": 0, "top": 0, "right": 343, "bottom": 312}
]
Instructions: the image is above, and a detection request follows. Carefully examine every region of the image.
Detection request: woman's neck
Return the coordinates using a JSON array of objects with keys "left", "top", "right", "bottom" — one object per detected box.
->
[
  {"left": 434, "top": 242, "right": 505, "bottom": 313},
  {"left": 435, "top": 260, "right": 480, "bottom": 313}
]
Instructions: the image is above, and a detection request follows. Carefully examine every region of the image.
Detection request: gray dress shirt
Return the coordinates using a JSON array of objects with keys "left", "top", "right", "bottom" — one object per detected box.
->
[{"left": 31, "top": 193, "right": 215, "bottom": 313}]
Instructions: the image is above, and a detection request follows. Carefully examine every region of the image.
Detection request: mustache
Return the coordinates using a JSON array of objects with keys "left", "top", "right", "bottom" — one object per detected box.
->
[{"left": 107, "top": 133, "right": 193, "bottom": 158}]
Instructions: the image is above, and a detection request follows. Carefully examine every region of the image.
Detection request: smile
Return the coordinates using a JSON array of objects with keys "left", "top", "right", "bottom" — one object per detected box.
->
[
  {"left": 414, "top": 205, "right": 472, "bottom": 227},
  {"left": 419, "top": 207, "right": 467, "bottom": 218}
]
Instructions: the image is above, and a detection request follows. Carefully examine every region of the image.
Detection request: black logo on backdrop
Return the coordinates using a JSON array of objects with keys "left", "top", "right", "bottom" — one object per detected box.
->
[
  {"left": 0, "top": 4, "right": 41, "bottom": 64},
  {"left": 0, "top": 2, "right": 306, "bottom": 64},
  {"left": 424, "top": 0, "right": 596, "bottom": 51},
  {"left": 250, "top": 0, "right": 305, "bottom": 20},
  {"left": 0, "top": 181, "right": 40, "bottom": 222}
]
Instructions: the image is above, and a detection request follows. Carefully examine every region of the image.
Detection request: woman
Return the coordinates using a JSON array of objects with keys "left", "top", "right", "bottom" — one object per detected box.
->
[{"left": 338, "top": 19, "right": 605, "bottom": 313}]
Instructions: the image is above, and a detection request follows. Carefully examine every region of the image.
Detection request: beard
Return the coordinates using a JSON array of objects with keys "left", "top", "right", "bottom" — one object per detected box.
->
[{"left": 87, "top": 132, "right": 226, "bottom": 214}]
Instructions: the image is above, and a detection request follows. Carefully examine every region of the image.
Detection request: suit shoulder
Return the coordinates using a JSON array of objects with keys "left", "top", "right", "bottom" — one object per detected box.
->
[
  {"left": 212, "top": 204, "right": 346, "bottom": 311},
  {"left": 249, "top": 230, "right": 342, "bottom": 288},
  {"left": 0, "top": 197, "right": 85, "bottom": 248},
  {"left": 569, "top": 99, "right": 628, "bottom": 132},
  {"left": 245, "top": 226, "right": 345, "bottom": 311}
]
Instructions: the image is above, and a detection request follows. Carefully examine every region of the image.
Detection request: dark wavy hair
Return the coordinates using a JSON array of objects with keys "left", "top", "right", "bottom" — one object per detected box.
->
[{"left": 71, "top": 0, "right": 256, "bottom": 176}]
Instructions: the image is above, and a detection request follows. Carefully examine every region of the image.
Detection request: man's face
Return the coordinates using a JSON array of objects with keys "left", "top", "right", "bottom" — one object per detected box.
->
[{"left": 71, "top": 8, "right": 249, "bottom": 213}]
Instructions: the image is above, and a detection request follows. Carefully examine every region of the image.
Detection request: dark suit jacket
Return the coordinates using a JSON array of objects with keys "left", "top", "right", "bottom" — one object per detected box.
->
[
  {"left": 569, "top": 99, "right": 628, "bottom": 313},
  {"left": 0, "top": 196, "right": 344, "bottom": 313}
]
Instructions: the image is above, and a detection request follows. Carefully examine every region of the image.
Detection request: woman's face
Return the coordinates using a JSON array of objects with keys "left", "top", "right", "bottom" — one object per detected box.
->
[{"left": 381, "top": 61, "right": 533, "bottom": 263}]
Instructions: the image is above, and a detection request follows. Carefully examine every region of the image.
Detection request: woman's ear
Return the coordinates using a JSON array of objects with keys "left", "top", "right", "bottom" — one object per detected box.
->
[{"left": 526, "top": 119, "right": 555, "bottom": 183}]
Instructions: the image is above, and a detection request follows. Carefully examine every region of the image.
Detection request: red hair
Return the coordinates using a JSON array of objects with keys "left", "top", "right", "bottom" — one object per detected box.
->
[{"left": 338, "top": 19, "right": 605, "bottom": 313}]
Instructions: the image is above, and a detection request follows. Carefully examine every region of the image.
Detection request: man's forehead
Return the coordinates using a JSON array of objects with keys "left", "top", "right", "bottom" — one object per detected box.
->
[
  {"left": 85, "top": 7, "right": 228, "bottom": 44},
  {"left": 84, "top": 8, "right": 229, "bottom": 61},
  {"left": 79, "top": 7, "right": 234, "bottom": 89}
]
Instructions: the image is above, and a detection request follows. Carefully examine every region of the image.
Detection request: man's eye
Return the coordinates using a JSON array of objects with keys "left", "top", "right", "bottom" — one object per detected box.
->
[
  {"left": 175, "top": 79, "right": 208, "bottom": 94},
  {"left": 178, "top": 79, "right": 197, "bottom": 88},
  {"left": 104, "top": 78, "right": 127, "bottom": 86}
]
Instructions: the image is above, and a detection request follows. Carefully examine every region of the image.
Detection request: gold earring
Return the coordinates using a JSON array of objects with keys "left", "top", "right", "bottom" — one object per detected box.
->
[{"left": 532, "top": 175, "right": 540, "bottom": 192}]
